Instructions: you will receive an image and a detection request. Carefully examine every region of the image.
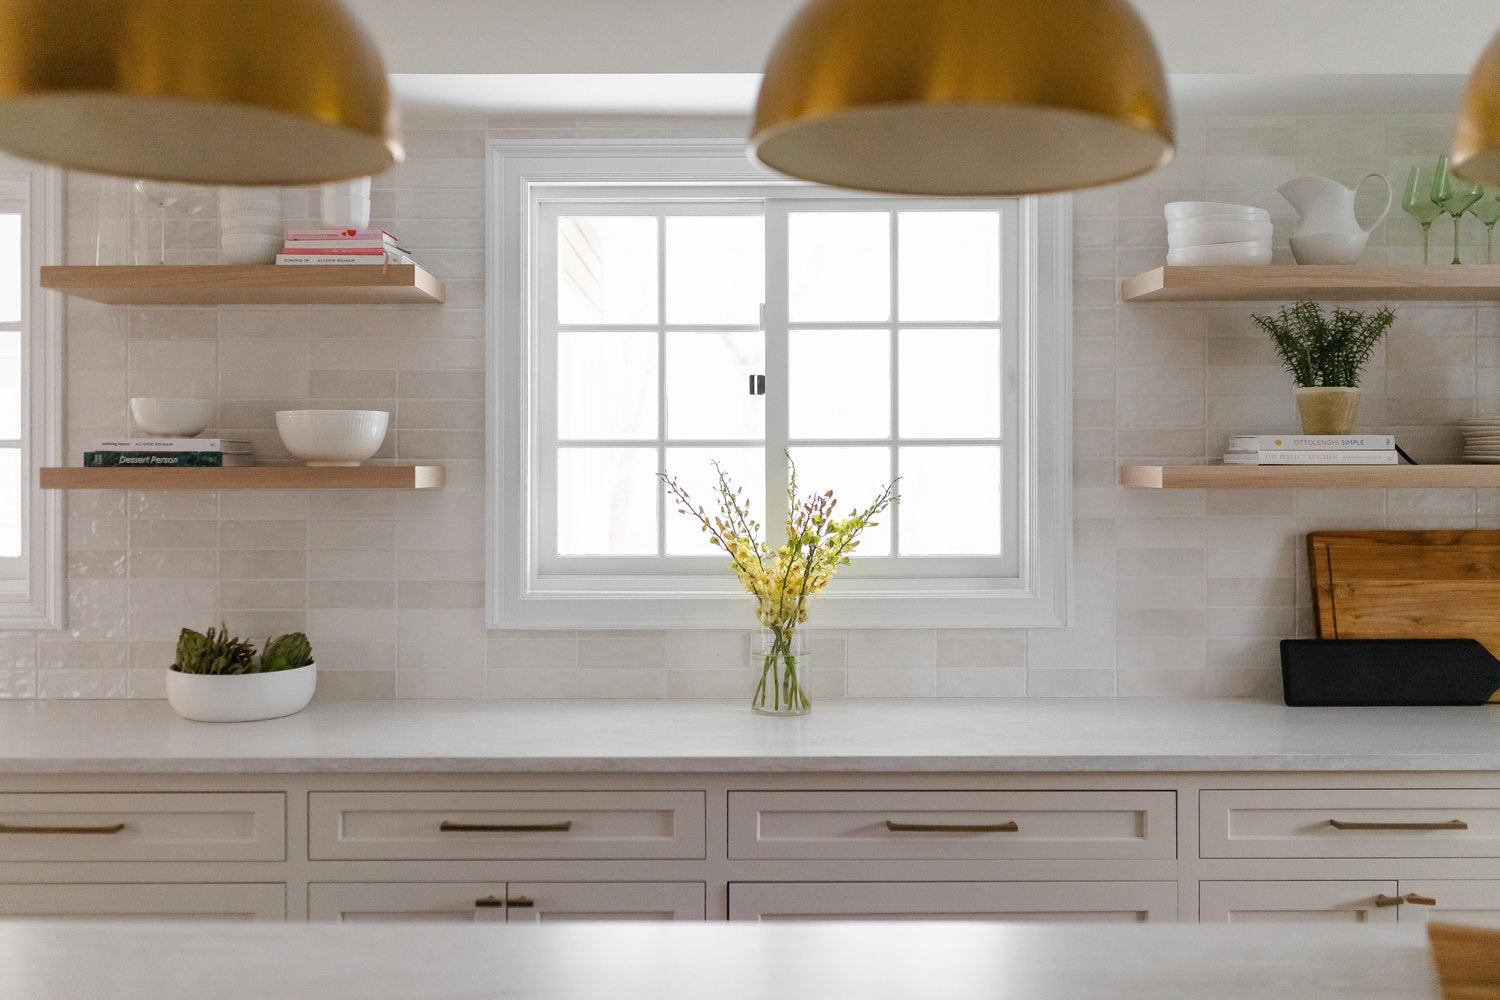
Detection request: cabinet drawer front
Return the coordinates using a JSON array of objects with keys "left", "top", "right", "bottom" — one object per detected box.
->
[
  {"left": 0, "top": 883, "right": 285, "bottom": 920},
  {"left": 310, "top": 882, "right": 705, "bottom": 922},
  {"left": 728, "top": 791, "right": 1175, "bottom": 860},
  {"left": 308, "top": 791, "right": 705, "bottom": 860},
  {"left": 1200, "top": 881, "right": 1399, "bottom": 923},
  {"left": 728, "top": 881, "right": 1177, "bottom": 921},
  {"left": 0, "top": 793, "right": 285, "bottom": 862},
  {"left": 1201, "top": 789, "right": 1500, "bottom": 858}
]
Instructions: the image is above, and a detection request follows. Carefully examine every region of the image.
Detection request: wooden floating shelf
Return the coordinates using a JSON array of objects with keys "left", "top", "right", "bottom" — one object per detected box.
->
[
  {"left": 40, "top": 465, "right": 446, "bottom": 491},
  {"left": 40, "top": 264, "right": 445, "bottom": 305},
  {"left": 1121, "top": 464, "right": 1500, "bottom": 489},
  {"left": 1121, "top": 265, "right": 1500, "bottom": 302}
]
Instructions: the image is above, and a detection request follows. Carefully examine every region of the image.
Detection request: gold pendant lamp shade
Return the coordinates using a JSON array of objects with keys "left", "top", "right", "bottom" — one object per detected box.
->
[
  {"left": 1453, "top": 27, "right": 1500, "bottom": 184},
  {"left": 749, "top": 0, "right": 1175, "bottom": 196},
  {"left": 0, "top": 0, "right": 401, "bottom": 185}
]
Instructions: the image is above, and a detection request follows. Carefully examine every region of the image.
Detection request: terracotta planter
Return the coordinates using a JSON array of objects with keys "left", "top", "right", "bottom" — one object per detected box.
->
[{"left": 1295, "top": 386, "right": 1361, "bottom": 435}]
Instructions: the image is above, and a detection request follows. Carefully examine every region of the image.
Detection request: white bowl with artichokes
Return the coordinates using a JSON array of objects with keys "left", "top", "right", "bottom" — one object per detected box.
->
[{"left": 166, "top": 624, "right": 316, "bottom": 722}]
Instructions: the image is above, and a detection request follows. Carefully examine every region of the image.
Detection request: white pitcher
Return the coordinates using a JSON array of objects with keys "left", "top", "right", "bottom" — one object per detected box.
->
[{"left": 1279, "top": 173, "right": 1392, "bottom": 265}]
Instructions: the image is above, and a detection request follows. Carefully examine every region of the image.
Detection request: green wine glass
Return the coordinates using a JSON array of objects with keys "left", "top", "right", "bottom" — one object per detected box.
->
[
  {"left": 1403, "top": 164, "right": 1443, "bottom": 264},
  {"left": 1468, "top": 188, "right": 1500, "bottom": 264},
  {"left": 1432, "top": 155, "right": 1484, "bottom": 264}
]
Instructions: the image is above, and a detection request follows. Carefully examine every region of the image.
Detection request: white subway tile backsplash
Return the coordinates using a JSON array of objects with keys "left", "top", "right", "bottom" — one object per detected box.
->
[{"left": 28, "top": 107, "right": 1499, "bottom": 703}]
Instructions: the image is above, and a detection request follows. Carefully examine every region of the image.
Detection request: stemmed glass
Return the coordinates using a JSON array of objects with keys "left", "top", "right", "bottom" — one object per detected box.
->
[
  {"left": 1431, "top": 155, "right": 1483, "bottom": 265},
  {"left": 1468, "top": 188, "right": 1500, "bottom": 264},
  {"left": 1403, "top": 164, "right": 1443, "bottom": 264},
  {"left": 131, "top": 180, "right": 179, "bottom": 264},
  {"left": 167, "top": 186, "right": 216, "bottom": 263}
]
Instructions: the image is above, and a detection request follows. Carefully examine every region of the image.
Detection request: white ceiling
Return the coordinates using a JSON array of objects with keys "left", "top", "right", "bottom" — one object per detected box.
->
[{"left": 352, "top": 0, "right": 1496, "bottom": 115}]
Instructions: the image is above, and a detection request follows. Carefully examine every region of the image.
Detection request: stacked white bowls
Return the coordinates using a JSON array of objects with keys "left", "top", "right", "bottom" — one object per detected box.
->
[
  {"left": 219, "top": 187, "right": 282, "bottom": 264},
  {"left": 1460, "top": 416, "right": 1500, "bottom": 463},
  {"left": 1165, "top": 202, "right": 1273, "bottom": 266}
]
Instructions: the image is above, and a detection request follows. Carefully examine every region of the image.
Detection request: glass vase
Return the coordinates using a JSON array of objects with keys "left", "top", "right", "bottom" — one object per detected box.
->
[{"left": 751, "top": 628, "right": 810, "bottom": 716}]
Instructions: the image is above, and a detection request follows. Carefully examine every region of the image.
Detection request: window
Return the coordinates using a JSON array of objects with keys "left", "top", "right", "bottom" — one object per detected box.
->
[
  {"left": 0, "top": 158, "right": 61, "bottom": 628},
  {"left": 488, "top": 142, "right": 1069, "bottom": 628}
]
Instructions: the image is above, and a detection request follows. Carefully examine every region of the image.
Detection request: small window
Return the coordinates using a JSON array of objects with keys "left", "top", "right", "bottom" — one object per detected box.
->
[
  {"left": 488, "top": 142, "right": 1069, "bottom": 629},
  {"left": 0, "top": 161, "right": 62, "bottom": 628}
]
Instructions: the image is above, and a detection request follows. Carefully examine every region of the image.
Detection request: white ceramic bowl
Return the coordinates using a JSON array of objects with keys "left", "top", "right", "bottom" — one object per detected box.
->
[
  {"left": 165, "top": 663, "right": 316, "bottom": 723},
  {"left": 275, "top": 409, "right": 389, "bottom": 466},
  {"left": 1164, "top": 201, "right": 1270, "bottom": 224},
  {"left": 1168, "top": 218, "right": 1274, "bottom": 247},
  {"left": 129, "top": 397, "right": 214, "bottom": 436},
  {"left": 1165, "top": 240, "right": 1273, "bottom": 267}
]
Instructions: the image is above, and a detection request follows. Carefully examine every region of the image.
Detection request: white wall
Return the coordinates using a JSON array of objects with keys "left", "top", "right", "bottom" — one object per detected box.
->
[{"left": 1, "top": 102, "right": 1496, "bottom": 701}]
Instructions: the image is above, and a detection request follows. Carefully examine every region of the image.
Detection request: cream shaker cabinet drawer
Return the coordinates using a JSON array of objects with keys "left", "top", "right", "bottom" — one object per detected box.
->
[
  {"left": 728, "top": 791, "right": 1176, "bottom": 861},
  {"left": 309, "top": 882, "right": 705, "bottom": 922},
  {"left": 1201, "top": 789, "right": 1500, "bottom": 858},
  {"left": 0, "top": 883, "right": 286, "bottom": 921},
  {"left": 0, "top": 793, "right": 285, "bottom": 862},
  {"left": 1199, "top": 881, "right": 1400, "bottom": 923},
  {"left": 728, "top": 881, "right": 1178, "bottom": 922},
  {"left": 308, "top": 791, "right": 706, "bottom": 860}
]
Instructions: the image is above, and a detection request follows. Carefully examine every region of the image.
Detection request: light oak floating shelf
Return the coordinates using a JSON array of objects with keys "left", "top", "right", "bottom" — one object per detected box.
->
[
  {"left": 39, "top": 264, "right": 445, "bottom": 305},
  {"left": 1121, "top": 464, "right": 1500, "bottom": 489},
  {"left": 40, "top": 465, "right": 446, "bottom": 491},
  {"left": 1121, "top": 265, "right": 1500, "bottom": 302}
]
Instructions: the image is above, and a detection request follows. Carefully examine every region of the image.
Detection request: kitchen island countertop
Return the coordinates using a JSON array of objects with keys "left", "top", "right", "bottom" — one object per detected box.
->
[
  {"left": 0, "top": 697, "right": 1497, "bottom": 773},
  {"left": 0, "top": 921, "right": 1444, "bottom": 1000}
]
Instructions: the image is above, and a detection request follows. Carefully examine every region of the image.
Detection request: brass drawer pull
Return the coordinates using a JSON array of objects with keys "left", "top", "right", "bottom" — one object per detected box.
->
[
  {"left": 474, "top": 895, "right": 506, "bottom": 908},
  {"left": 0, "top": 822, "right": 127, "bottom": 835},
  {"left": 507, "top": 896, "right": 534, "bottom": 909},
  {"left": 1329, "top": 819, "right": 1468, "bottom": 831},
  {"left": 1403, "top": 893, "right": 1438, "bottom": 907},
  {"left": 440, "top": 821, "right": 573, "bottom": 833},
  {"left": 885, "top": 820, "right": 1020, "bottom": 833},
  {"left": 1374, "top": 894, "right": 1405, "bottom": 907}
]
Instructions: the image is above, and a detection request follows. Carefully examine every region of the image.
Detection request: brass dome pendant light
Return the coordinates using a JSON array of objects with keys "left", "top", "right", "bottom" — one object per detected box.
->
[
  {"left": 1453, "top": 27, "right": 1500, "bottom": 184},
  {"left": 749, "top": 0, "right": 1175, "bottom": 196},
  {"left": 0, "top": 0, "right": 401, "bottom": 185}
]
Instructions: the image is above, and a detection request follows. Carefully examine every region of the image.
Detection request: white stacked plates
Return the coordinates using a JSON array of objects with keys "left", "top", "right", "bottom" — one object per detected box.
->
[
  {"left": 1459, "top": 417, "right": 1500, "bottom": 462},
  {"left": 1164, "top": 202, "right": 1272, "bottom": 267}
]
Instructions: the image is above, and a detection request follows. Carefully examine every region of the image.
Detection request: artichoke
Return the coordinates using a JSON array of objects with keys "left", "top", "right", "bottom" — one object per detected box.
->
[
  {"left": 174, "top": 624, "right": 256, "bottom": 675},
  {"left": 260, "top": 632, "right": 313, "bottom": 672}
]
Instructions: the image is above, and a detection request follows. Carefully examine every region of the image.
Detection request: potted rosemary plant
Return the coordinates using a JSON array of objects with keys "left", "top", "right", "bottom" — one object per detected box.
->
[
  {"left": 661, "top": 460, "right": 896, "bottom": 716},
  {"left": 1251, "top": 300, "right": 1395, "bottom": 435},
  {"left": 165, "top": 624, "right": 316, "bottom": 722}
]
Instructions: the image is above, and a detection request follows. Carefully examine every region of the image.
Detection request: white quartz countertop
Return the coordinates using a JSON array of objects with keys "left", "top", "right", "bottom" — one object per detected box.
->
[
  {"left": 0, "top": 921, "right": 1441, "bottom": 1000},
  {"left": 1, "top": 698, "right": 1498, "bottom": 773}
]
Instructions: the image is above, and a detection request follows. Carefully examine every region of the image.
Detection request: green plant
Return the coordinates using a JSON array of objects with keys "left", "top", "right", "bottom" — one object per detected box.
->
[
  {"left": 173, "top": 625, "right": 314, "bottom": 675},
  {"left": 1251, "top": 300, "right": 1395, "bottom": 388},
  {"left": 173, "top": 624, "right": 257, "bottom": 675},
  {"left": 259, "top": 632, "right": 314, "bottom": 673}
]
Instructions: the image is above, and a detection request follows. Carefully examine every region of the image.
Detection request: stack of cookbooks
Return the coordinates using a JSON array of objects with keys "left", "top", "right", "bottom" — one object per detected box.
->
[
  {"left": 276, "top": 227, "right": 418, "bottom": 266},
  {"left": 84, "top": 437, "right": 255, "bottom": 468},
  {"left": 1222, "top": 434, "right": 1399, "bottom": 465}
]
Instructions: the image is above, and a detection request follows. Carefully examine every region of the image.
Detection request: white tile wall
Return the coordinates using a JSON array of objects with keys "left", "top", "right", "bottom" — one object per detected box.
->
[{"left": 2, "top": 107, "right": 1496, "bottom": 701}]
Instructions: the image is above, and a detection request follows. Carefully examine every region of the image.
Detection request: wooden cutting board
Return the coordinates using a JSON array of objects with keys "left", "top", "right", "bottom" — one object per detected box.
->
[{"left": 1308, "top": 530, "right": 1500, "bottom": 703}]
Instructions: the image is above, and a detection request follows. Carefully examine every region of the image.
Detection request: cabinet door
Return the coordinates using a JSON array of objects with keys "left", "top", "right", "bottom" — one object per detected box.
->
[
  {"left": 1397, "top": 881, "right": 1500, "bottom": 929},
  {"left": 504, "top": 882, "right": 705, "bottom": 922},
  {"left": 309, "top": 882, "right": 509, "bottom": 923},
  {"left": 728, "top": 882, "right": 1177, "bottom": 922},
  {"left": 0, "top": 883, "right": 285, "bottom": 921},
  {"left": 309, "top": 882, "right": 704, "bottom": 923},
  {"left": 1200, "top": 881, "right": 1400, "bottom": 923}
]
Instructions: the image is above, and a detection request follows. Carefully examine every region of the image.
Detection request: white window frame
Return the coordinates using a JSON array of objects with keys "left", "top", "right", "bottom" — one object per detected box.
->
[
  {"left": 0, "top": 157, "right": 62, "bottom": 628},
  {"left": 487, "top": 140, "right": 1070, "bottom": 629}
]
